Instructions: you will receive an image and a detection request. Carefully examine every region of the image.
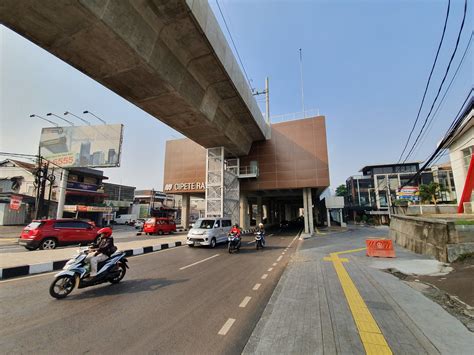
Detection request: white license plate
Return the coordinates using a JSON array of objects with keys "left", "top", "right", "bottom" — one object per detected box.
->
[{"left": 194, "top": 242, "right": 201, "bottom": 246}]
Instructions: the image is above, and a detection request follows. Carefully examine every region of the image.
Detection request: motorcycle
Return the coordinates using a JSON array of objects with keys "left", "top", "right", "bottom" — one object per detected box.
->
[
  {"left": 49, "top": 247, "right": 129, "bottom": 299},
  {"left": 227, "top": 232, "right": 241, "bottom": 254},
  {"left": 255, "top": 231, "right": 265, "bottom": 250}
]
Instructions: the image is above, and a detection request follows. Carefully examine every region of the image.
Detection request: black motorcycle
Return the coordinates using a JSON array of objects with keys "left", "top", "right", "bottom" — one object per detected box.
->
[
  {"left": 227, "top": 232, "right": 241, "bottom": 254},
  {"left": 255, "top": 231, "right": 265, "bottom": 250}
]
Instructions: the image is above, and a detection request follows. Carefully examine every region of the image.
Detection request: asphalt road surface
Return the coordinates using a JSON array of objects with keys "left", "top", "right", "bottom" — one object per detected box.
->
[{"left": 0, "top": 228, "right": 301, "bottom": 354}]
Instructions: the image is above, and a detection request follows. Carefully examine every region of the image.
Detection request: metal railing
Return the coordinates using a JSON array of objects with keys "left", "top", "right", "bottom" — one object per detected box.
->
[
  {"left": 270, "top": 108, "right": 321, "bottom": 123},
  {"left": 238, "top": 166, "right": 259, "bottom": 177}
]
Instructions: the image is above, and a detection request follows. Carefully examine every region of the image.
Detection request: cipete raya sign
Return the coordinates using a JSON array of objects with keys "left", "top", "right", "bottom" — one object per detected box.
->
[{"left": 164, "top": 182, "right": 205, "bottom": 191}]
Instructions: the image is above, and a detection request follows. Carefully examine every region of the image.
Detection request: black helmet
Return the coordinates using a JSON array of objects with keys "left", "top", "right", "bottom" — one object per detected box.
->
[{"left": 233, "top": 223, "right": 239, "bottom": 228}]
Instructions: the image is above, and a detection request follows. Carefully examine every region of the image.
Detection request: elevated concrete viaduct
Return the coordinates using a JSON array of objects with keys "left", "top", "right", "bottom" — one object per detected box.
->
[{"left": 0, "top": 0, "right": 270, "bottom": 156}]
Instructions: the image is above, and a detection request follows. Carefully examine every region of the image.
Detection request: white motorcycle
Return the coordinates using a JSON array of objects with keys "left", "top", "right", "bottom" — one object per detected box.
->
[{"left": 49, "top": 247, "right": 129, "bottom": 299}]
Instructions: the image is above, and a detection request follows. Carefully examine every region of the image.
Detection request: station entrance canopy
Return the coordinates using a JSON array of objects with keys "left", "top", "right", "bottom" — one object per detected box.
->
[{"left": 1, "top": 0, "right": 270, "bottom": 156}]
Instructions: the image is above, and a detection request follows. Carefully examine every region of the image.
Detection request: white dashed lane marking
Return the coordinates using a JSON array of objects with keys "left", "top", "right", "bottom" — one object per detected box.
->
[
  {"left": 261, "top": 274, "right": 268, "bottom": 279},
  {"left": 253, "top": 283, "right": 261, "bottom": 290},
  {"left": 277, "top": 256, "right": 283, "bottom": 262},
  {"left": 267, "top": 267, "right": 273, "bottom": 272},
  {"left": 218, "top": 318, "right": 236, "bottom": 335},
  {"left": 179, "top": 254, "right": 219, "bottom": 270},
  {"left": 272, "top": 263, "right": 277, "bottom": 266},
  {"left": 239, "top": 296, "right": 251, "bottom": 308}
]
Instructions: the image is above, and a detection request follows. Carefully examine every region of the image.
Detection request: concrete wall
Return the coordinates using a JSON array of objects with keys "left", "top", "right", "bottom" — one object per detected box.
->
[
  {"left": 393, "top": 205, "right": 458, "bottom": 216},
  {"left": 389, "top": 214, "right": 474, "bottom": 262}
]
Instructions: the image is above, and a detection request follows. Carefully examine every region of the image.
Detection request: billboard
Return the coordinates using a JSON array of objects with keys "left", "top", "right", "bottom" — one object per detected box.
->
[
  {"left": 396, "top": 186, "right": 420, "bottom": 202},
  {"left": 39, "top": 124, "right": 123, "bottom": 168}
]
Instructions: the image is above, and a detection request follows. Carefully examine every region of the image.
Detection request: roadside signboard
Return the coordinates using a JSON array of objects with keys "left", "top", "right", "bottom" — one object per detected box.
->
[
  {"left": 9, "top": 195, "right": 22, "bottom": 210},
  {"left": 397, "top": 186, "right": 420, "bottom": 201},
  {"left": 39, "top": 124, "right": 124, "bottom": 168}
]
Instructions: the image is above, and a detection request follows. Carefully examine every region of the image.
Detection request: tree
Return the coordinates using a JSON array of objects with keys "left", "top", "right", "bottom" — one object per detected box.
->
[
  {"left": 335, "top": 184, "right": 348, "bottom": 197},
  {"left": 419, "top": 182, "right": 444, "bottom": 205}
]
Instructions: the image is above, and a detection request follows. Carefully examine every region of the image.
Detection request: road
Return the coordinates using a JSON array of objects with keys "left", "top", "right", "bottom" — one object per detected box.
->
[
  {"left": 0, "top": 225, "right": 173, "bottom": 254},
  {"left": 0, "top": 228, "right": 300, "bottom": 354}
]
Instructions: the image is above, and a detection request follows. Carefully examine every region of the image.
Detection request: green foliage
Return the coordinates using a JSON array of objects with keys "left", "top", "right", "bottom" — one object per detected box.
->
[
  {"left": 419, "top": 182, "right": 445, "bottom": 205},
  {"left": 361, "top": 214, "right": 368, "bottom": 223},
  {"left": 335, "top": 184, "right": 348, "bottom": 197},
  {"left": 393, "top": 199, "right": 409, "bottom": 207},
  {"left": 455, "top": 220, "right": 474, "bottom": 225}
]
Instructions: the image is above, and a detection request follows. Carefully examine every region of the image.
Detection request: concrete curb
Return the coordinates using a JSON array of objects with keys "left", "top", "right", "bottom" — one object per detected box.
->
[{"left": 0, "top": 241, "right": 183, "bottom": 280}]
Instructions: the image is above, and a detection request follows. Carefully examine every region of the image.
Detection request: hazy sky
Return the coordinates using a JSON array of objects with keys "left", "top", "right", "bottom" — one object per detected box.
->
[{"left": 1, "top": 0, "right": 472, "bottom": 191}]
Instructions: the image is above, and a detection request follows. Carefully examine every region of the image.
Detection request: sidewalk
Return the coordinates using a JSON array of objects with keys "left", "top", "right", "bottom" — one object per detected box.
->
[
  {"left": 0, "top": 235, "right": 186, "bottom": 279},
  {"left": 244, "top": 227, "right": 474, "bottom": 355}
]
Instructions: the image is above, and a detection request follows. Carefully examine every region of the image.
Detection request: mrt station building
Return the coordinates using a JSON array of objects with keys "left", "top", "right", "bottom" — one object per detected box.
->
[{"left": 163, "top": 116, "right": 330, "bottom": 235}]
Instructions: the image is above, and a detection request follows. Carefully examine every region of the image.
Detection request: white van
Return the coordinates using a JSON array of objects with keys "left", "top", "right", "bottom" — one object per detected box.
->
[
  {"left": 186, "top": 217, "right": 232, "bottom": 248},
  {"left": 113, "top": 214, "right": 137, "bottom": 225}
]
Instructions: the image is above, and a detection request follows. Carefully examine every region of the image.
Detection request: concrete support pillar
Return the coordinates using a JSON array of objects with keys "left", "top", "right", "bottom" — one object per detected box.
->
[
  {"left": 181, "top": 194, "right": 190, "bottom": 230},
  {"left": 256, "top": 196, "right": 263, "bottom": 225},
  {"left": 56, "top": 169, "right": 68, "bottom": 219},
  {"left": 239, "top": 194, "right": 250, "bottom": 230},
  {"left": 303, "top": 189, "right": 309, "bottom": 234},
  {"left": 306, "top": 188, "right": 314, "bottom": 235},
  {"left": 249, "top": 203, "right": 254, "bottom": 226},
  {"left": 285, "top": 204, "right": 291, "bottom": 221},
  {"left": 327, "top": 209, "right": 331, "bottom": 227}
]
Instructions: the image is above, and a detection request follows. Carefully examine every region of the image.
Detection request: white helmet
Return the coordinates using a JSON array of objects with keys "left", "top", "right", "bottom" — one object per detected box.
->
[{"left": 258, "top": 223, "right": 264, "bottom": 228}]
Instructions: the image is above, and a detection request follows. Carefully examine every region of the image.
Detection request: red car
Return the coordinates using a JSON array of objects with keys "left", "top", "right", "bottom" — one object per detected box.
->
[
  {"left": 19, "top": 219, "right": 100, "bottom": 250},
  {"left": 143, "top": 217, "right": 176, "bottom": 235}
]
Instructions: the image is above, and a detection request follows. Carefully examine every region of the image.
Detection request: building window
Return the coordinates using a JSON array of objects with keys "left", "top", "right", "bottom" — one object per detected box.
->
[{"left": 462, "top": 146, "right": 473, "bottom": 172}]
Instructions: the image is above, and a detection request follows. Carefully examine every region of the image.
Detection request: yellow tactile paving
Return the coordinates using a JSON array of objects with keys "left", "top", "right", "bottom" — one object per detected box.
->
[{"left": 325, "top": 249, "right": 392, "bottom": 355}]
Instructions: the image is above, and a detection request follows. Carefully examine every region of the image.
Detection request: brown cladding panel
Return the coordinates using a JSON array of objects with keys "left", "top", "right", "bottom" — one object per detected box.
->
[{"left": 164, "top": 116, "right": 330, "bottom": 193}]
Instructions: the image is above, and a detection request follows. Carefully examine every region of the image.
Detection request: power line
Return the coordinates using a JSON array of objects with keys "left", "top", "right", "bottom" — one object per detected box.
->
[
  {"left": 397, "top": 0, "right": 451, "bottom": 163},
  {"left": 215, "top": 0, "right": 254, "bottom": 91},
  {"left": 401, "top": 88, "right": 473, "bottom": 188},
  {"left": 402, "top": 0, "right": 468, "bottom": 163},
  {"left": 412, "top": 31, "right": 473, "bottom": 158}
]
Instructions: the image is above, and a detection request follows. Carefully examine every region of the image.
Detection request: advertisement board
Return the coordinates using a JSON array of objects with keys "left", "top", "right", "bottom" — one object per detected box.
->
[
  {"left": 397, "top": 186, "right": 420, "bottom": 201},
  {"left": 39, "top": 124, "right": 123, "bottom": 168},
  {"left": 9, "top": 195, "right": 22, "bottom": 210}
]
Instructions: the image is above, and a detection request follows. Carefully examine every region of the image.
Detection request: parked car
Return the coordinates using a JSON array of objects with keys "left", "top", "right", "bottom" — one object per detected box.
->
[
  {"left": 186, "top": 217, "right": 232, "bottom": 248},
  {"left": 143, "top": 217, "right": 176, "bottom": 235},
  {"left": 19, "top": 219, "right": 100, "bottom": 250},
  {"left": 112, "top": 214, "right": 137, "bottom": 225}
]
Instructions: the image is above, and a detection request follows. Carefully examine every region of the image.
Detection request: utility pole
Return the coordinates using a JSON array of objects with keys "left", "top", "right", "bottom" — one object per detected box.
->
[
  {"left": 265, "top": 77, "right": 270, "bottom": 123},
  {"left": 253, "top": 77, "right": 270, "bottom": 122},
  {"left": 386, "top": 175, "right": 392, "bottom": 219},
  {"left": 299, "top": 48, "right": 305, "bottom": 118}
]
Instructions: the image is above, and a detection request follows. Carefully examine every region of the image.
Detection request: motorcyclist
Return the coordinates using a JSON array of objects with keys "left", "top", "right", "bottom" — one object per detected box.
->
[
  {"left": 86, "top": 227, "right": 117, "bottom": 277},
  {"left": 229, "top": 223, "right": 241, "bottom": 238},
  {"left": 256, "top": 222, "right": 266, "bottom": 246}
]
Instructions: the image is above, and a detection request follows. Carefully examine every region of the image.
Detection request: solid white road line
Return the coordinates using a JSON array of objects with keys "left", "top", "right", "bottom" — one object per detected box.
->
[
  {"left": 272, "top": 263, "right": 277, "bottom": 267},
  {"left": 277, "top": 256, "right": 283, "bottom": 262},
  {"left": 253, "top": 283, "right": 261, "bottom": 290},
  {"left": 239, "top": 296, "right": 251, "bottom": 308},
  {"left": 218, "top": 318, "right": 236, "bottom": 335},
  {"left": 267, "top": 267, "right": 273, "bottom": 272},
  {"left": 247, "top": 241, "right": 254, "bottom": 245},
  {"left": 261, "top": 274, "right": 268, "bottom": 279},
  {"left": 179, "top": 254, "right": 220, "bottom": 270}
]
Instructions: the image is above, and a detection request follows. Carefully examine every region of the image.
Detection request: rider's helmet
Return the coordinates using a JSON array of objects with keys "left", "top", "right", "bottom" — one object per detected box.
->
[
  {"left": 233, "top": 223, "right": 239, "bottom": 228},
  {"left": 97, "top": 227, "right": 113, "bottom": 238},
  {"left": 258, "top": 223, "right": 264, "bottom": 228}
]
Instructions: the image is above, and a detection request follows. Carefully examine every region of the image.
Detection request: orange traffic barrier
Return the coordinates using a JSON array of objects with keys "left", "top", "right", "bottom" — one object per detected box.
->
[{"left": 366, "top": 238, "right": 396, "bottom": 258}]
